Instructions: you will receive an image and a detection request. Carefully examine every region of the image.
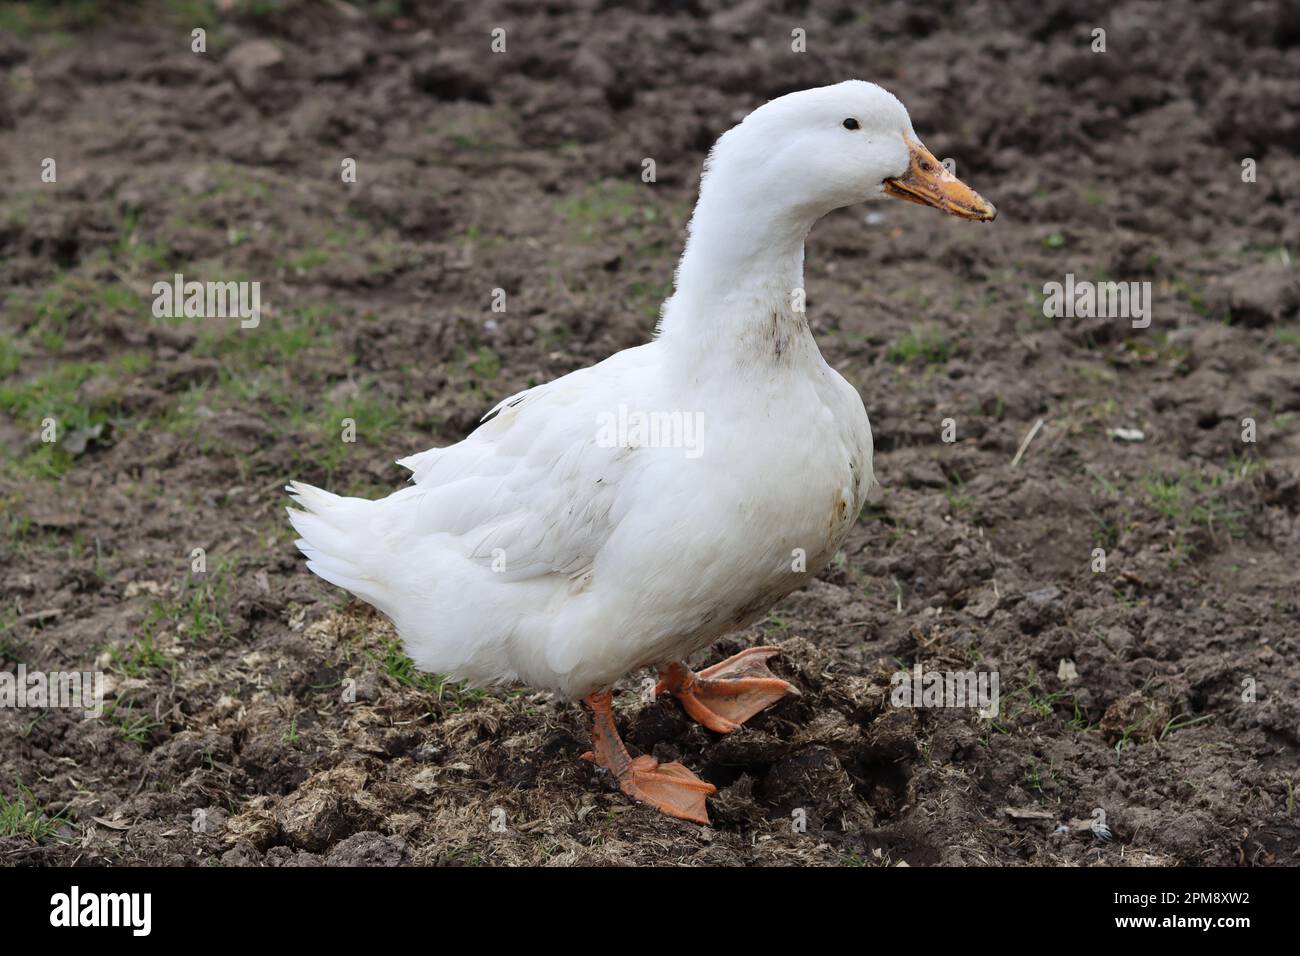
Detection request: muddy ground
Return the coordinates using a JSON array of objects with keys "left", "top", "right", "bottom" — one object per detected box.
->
[{"left": 1, "top": 0, "right": 1298, "bottom": 867}]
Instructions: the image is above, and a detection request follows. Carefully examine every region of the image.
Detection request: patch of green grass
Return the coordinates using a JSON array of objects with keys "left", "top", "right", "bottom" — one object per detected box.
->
[
  {"left": 944, "top": 490, "right": 975, "bottom": 514},
  {"left": 887, "top": 328, "right": 953, "bottom": 365},
  {"left": 6, "top": 273, "right": 148, "bottom": 353},
  {"left": 381, "top": 644, "right": 442, "bottom": 693},
  {"left": 174, "top": 570, "right": 233, "bottom": 643},
  {"left": 442, "top": 108, "right": 507, "bottom": 153},
  {"left": 1, "top": 510, "right": 35, "bottom": 552},
  {"left": 459, "top": 224, "right": 502, "bottom": 248},
  {"left": 0, "top": 782, "right": 67, "bottom": 841},
  {"left": 1073, "top": 363, "right": 1118, "bottom": 387},
  {"left": 1026, "top": 689, "right": 1067, "bottom": 717},
  {"left": 310, "top": 393, "right": 404, "bottom": 474},
  {"left": 152, "top": 380, "right": 215, "bottom": 442},
  {"left": 1140, "top": 459, "right": 1256, "bottom": 550},
  {"left": 107, "top": 631, "right": 173, "bottom": 678},
  {"left": 1276, "top": 327, "right": 1300, "bottom": 349},
  {"left": 628, "top": 280, "right": 670, "bottom": 320},
  {"left": 1244, "top": 244, "right": 1294, "bottom": 266},
  {"left": 2, "top": 189, "right": 61, "bottom": 231},
  {"left": 163, "top": 0, "right": 220, "bottom": 32},
  {"left": 980, "top": 717, "right": 1011, "bottom": 744},
  {"left": 0, "top": 355, "right": 148, "bottom": 478},
  {"left": 5, "top": 356, "right": 143, "bottom": 423},
  {"left": 375, "top": 638, "right": 486, "bottom": 709},
  {"left": 0, "top": 0, "right": 102, "bottom": 37},
  {"left": 1159, "top": 713, "right": 1213, "bottom": 741},
  {"left": 1169, "top": 277, "right": 1213, "bottom": 319},
  {"left": 1066, "top": 702, "right": 1095, "bottom": 733},
  {"left": 1114, "top": 330, "right": 1189, "bottom": 368},
  {"left": 556, "top": 182, "right": 643, "bottom": 237},
  {"left": 281, "top": 247, "right": 330, "bottom": 273},
  {"left": 991, "top": 674, "right": 1078, "bottom": 731},
  {"left": 15, "top": 275, "right": 88, "bottom": 338},
  {"left": 1092, "top": 510, "right": 1126, "bottom": 552},
  {"left": 467, "top": 346, "right": 500, "bottom": 380},
  {"left": 2, "top": 511, "right": 114, "bottom": 580},
  {"left": 1142, "top": 470, "right": 1240, "bottom": 568},
  {"left": 1113, "top": 723, "right": 1142, "bottom": 754},
  {"left": 0, "top": 334, "right": 21, "bottom": 378},
  {"left": 111, "top": 209, "right": 173, "bottom": 275},
  {"left": 273, "top": 225, "right": 408, "bottom": 278},
  {"left": 195, "top": 302, "right": 337, "bottom": 365},
  {"left": 109, "top": 702, "right": 162, "bottom": 745},
  {"left": 1143, "top": 477, "right": 1187, "bottom": 520},
  {"left": 1028, "top": 284, "right": 1052, "bottom": 324},
  {"left": 1025, "top": 759, "right": 1044, "bottom": 793},
  {"left": 190, "top": 161, "right": 274, "bottom": 203},
  {"left": 0, "top": 609, "right": 21, "bottom": 660},
  {"left": 129, "top": 564, "right": 235, "bottom": 648},
  {"left": 155, "top": 353, "right": 402, "bottom": 477}
]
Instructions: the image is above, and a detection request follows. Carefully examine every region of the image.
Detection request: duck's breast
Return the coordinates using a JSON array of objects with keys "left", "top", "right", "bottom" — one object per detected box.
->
[{"left": 538, "top": 361, "right": 873, "bottom": 692}]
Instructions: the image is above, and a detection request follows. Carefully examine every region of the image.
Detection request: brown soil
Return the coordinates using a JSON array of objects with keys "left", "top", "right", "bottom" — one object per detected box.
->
[{"left": 1, "top": 0, "right": 1298, "bottom": 866}]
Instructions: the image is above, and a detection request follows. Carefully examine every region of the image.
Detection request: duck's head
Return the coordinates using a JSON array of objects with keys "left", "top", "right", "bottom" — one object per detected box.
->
[{"left": 707, "top": 79, "right": 996, "bottom": 223}]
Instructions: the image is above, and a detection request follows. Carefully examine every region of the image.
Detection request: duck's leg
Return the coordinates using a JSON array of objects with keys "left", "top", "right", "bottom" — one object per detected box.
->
[
  {"left": 581, "top": 689, "right": 715, "bottom": 824},
  {"left": 656, "top": 646, "right": 800, "bottom": 733}
]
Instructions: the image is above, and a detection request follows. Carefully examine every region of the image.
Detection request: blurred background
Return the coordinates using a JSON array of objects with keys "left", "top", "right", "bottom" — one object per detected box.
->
[{"left": 0, "top": 0, "right": 1297, "bottom": 866}]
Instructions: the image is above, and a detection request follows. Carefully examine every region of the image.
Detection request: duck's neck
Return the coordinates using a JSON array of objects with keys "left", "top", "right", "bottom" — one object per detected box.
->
[{"left": 656, "top": 183, "right": 821, "bottom": 368}]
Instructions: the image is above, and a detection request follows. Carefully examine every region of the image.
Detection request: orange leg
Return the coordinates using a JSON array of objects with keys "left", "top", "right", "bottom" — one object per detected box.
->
[
  {"left": 656, "top": 646, "right": 800, "bottom": 734},
  {"left": 581, "top": 689, "right": 716, "bottom": 825}
]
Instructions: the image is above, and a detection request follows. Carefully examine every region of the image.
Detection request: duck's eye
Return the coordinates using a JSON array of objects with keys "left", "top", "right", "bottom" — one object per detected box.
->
[{"left": 842, "top": 118, "right": 860, "bottom": 130}]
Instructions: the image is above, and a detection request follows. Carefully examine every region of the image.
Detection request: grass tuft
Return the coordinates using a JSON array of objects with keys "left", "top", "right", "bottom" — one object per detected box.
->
[{"left": 0, "top": 782, "right": 67, "bottom": 841}]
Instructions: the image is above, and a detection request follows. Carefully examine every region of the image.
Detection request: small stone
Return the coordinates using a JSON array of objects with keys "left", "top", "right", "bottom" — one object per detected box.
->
[
  {"left": 226, "top": 39, "right": 285, "bottom": 94},
  {"left": 967, "top": 589, "right": 999, "bottom": 620}
]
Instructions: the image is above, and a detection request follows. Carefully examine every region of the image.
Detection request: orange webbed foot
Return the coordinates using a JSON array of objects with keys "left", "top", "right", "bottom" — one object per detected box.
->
[
  {"left": 583, "top": 691, "right": 716, "bottom": 825},
  {"left": 656, "top": 646, "right": 800, "bottom": 733},
  {"left": 621, "top": 755, "right": 715, "bottom": 825}
]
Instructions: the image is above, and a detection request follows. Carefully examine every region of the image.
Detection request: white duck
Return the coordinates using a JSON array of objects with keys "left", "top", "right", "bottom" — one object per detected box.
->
[{"left": 288, "top": 80, "right": 995, "bottom": 824}]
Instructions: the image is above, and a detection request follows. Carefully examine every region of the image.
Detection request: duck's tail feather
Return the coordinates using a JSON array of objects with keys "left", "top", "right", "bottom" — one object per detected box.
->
[{"left": 286, "top": 480, "right": 395, "bottom": 614}]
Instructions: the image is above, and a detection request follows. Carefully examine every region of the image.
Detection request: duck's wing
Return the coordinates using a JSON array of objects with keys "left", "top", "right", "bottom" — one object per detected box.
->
[
  {"left": 286, "top": 344, "right": 665, "bottom": 688},
  {"left": 393, "top": 345, "right": 653, "bottom": 583}
]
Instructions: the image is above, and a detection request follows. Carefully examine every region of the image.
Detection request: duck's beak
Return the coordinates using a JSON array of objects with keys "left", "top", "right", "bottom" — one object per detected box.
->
[{"left": 883, "top": 138, "right": 997, "bottom": 222}]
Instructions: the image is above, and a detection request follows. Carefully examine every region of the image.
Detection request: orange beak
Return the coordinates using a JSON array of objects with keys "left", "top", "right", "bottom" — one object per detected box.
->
[{"left": 883, "top": 138, "right": 997, "bottom": 222}]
